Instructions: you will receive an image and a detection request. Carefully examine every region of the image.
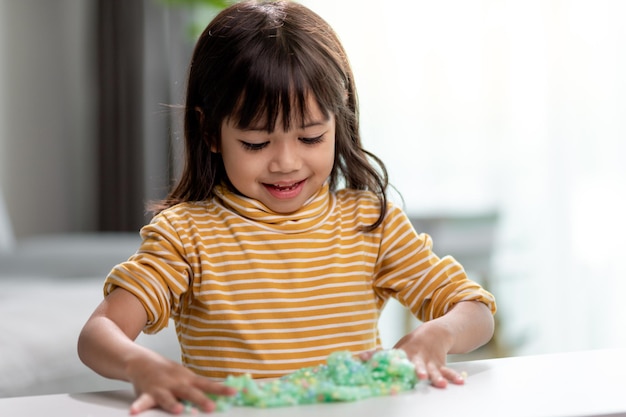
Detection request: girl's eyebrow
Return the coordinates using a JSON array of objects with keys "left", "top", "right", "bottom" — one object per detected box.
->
[
  {"left": 240, "top": 126, "right": 268, "bottom": 132},
  {"left": 240, "top": 117, "right": 329, "bottom": 132},
  {"left": 301, "top": 120, "right": 326, "bottom": 129},
  {"left": 301, "top": 115, "right": 331, "bottom": 129}
]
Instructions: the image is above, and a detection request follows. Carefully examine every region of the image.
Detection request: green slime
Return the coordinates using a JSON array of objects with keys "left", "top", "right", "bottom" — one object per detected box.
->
[{"left": 209, "top": 349, "right": 418, "bottom": 410}]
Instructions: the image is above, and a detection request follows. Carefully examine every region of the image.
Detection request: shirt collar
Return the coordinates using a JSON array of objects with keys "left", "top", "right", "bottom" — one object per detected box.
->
[{"left": 214, "top": 182, "right": 332, "bottom": 232}]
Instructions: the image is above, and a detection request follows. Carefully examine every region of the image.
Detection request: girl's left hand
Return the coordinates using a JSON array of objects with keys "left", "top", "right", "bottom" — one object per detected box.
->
[
  {"left": 361, "top": 301, "right": 493, "bottom": 388},
  {"left": 391, "top": 320, "right": 465, "bottom": 388},
  {"left": 360, "top": 318, "right": 464, "bottom": 388}
]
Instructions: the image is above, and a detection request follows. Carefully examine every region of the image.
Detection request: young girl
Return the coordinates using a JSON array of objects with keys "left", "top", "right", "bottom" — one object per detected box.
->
[{"left": 78, "top": 1, "right": 496, "bottom": 414}]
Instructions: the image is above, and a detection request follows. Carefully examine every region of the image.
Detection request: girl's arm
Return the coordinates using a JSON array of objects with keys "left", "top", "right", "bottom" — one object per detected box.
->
[
  {"left": 77, "top": 288, "right": 235, "bottom": 415},
  {"left": 392, "top": 300, "right": 495, "bottom": 387}
]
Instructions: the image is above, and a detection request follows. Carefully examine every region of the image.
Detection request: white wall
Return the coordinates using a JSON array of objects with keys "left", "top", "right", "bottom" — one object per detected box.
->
[
  {"left": 0, "top": 0, "right": 96, "bottom": 238},
  {"left": 2, "top": 0, "right": 626, "bottom": 357},
  {"left": 300, "top": 0, "right": 626, "bottom": 356}
]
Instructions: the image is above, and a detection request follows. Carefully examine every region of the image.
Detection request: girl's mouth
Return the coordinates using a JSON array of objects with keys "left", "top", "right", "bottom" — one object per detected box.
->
[{"left": 263, "top": 180, "right": 306, "bottom": 199}]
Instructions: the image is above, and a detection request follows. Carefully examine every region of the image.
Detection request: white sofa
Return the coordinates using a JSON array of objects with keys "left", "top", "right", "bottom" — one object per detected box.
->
[{"left": 0, "top": 233, "right": 181, "bottom": 398}]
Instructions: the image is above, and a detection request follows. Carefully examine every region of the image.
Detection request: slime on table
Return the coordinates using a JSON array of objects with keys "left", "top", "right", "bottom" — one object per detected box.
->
[{"left": 207, "top": 349, "right": 418, "bottom": 411}]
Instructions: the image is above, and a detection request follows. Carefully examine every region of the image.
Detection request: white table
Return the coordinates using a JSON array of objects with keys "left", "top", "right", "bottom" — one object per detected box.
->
[{"left": 2, "top": 348, "right": 625, "bottom": 417}]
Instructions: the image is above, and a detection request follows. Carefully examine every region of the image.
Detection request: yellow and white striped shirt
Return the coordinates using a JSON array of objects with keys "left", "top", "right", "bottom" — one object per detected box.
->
[{"left": 104, "top": 183, "right": 496, "bottom": 379}]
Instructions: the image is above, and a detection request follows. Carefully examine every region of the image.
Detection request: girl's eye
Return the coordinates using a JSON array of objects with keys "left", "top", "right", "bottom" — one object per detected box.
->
[
  {"left": 299, "top": 135, "right": 324, "bottom": 145},
  {"left": 240, "top": 141, "right": 268, "bottom": 151}
]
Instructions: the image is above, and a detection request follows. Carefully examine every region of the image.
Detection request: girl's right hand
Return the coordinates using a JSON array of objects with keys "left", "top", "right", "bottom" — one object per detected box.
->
[
  {"left": 78, "top": 288, "right": 235, "bottom": 414},
  {"left": 126, "top": 353, "right": 236, "bottom": 415}
]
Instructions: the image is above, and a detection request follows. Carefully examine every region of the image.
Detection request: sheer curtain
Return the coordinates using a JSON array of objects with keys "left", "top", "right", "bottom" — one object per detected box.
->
[
  {"left": 96, "top": 0, "right": 191, "bottom": 231},
  {"left": 301, "top": 0, "right": 626, "bottom": 355}
]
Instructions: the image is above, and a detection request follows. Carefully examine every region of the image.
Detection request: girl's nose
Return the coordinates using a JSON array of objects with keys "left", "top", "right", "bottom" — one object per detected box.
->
[{"left": 268, "top": 141, "right": 302, "bottom": 173}]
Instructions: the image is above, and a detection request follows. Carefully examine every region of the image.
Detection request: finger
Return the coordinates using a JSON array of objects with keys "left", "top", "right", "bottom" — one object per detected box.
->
[
  {"left": 440, "top": 366, "right": 465, "bottom": 385},
  {"left": 177, "top": 379, "right": 237, "bottom": 413},
  {"left": 130, "top": 393, "right": 157, "bottom": 415},
  {"left": 426, "top": 363, "right": 448, "bottom": 388},
  {"left": 143, "top": 390, "right": 184, "bottom": 415},
  {"left": 357, "top": 349, "right": 379, "bottom": 362},
  {"left": 173, "top": 387, "right": 214, "bottom": 413},
  {"left": 412, "top": 358, "right": 429, "bottom": 381},
  {"left": 191, "top": 398, "right": 215, "bottom": 414},
  {"left": 196, "top": 378, "right": 237, "bottom": 397}
]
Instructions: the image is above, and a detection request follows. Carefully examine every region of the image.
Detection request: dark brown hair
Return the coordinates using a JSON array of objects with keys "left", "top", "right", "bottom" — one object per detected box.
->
[{"left": 154, "top": 0, "right": 389, "bottom": 230}]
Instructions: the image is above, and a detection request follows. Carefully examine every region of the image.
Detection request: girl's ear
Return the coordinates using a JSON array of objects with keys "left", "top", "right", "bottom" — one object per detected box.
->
[
  {"left": 195, "top": 106, "right": 219, "bottom": 153},
  {"left": 195, "top": 106, "right": 205, "bottom": 127},
  {"left": 211, "top": 139, "right": 220, "bottom": 153}
]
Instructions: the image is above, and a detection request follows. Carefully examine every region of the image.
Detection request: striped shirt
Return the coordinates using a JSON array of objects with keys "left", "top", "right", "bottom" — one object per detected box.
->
[{"left": 104, "top": 183, "right": 496, "bottom": 379}]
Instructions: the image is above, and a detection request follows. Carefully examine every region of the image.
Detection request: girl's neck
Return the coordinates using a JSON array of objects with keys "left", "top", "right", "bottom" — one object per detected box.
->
[{"left": 214, "top": 183, "right": 332, "bottom": 233}]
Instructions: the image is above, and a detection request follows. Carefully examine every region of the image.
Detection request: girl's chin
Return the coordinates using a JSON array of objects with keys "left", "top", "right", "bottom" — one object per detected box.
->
[{"left": 263, "top": 199, "right": 306, "bottom": 214}]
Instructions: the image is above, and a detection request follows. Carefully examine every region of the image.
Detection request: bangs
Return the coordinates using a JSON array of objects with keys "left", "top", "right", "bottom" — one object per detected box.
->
[{"left": 227, "top": 40, "right": 338, "bottom": 132}]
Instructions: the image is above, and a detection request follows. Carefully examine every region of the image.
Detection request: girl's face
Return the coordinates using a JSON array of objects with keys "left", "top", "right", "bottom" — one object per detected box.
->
[{"left": 219, "top": 97, "right": 335, "bottom": 214}]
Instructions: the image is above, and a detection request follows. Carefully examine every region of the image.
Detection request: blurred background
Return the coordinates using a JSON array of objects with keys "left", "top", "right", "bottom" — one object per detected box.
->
[{"left": 1, "top": 0, "right": 626, "bottom": 396}]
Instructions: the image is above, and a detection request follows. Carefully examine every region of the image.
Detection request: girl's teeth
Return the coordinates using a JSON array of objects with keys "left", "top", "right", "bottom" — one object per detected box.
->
[
  {"left": 274, "top": 182, "right": 298, "bottom": 190},
  {"left": 275, "top": 184, "right": 296, "bottom": 190}
]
